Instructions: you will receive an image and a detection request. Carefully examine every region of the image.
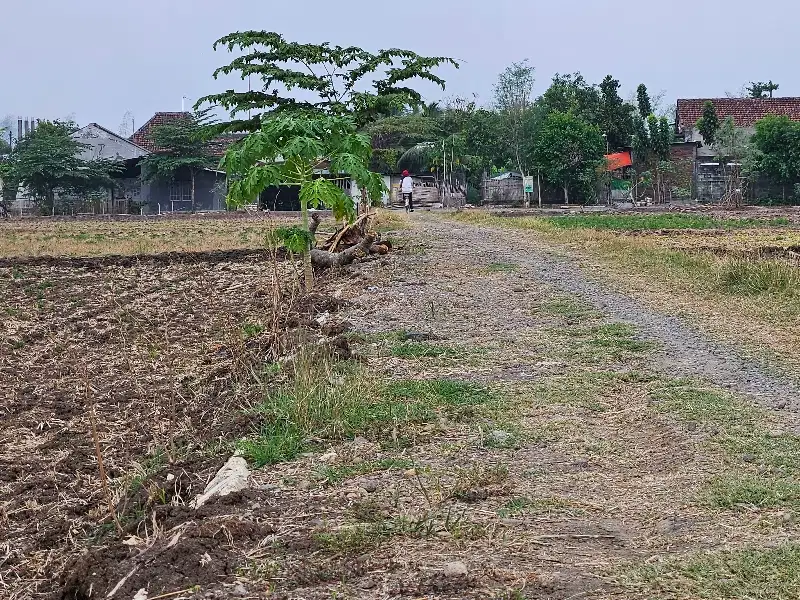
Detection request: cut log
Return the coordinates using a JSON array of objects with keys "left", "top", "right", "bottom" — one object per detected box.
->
[{"left": 311, "top": 233, "right": 376, "bottom": 268}]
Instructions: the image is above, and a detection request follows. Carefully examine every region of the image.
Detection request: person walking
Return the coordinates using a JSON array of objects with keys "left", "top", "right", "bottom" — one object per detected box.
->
[{"left": 401, "top": 170, "right": 414, "bottom": 213}]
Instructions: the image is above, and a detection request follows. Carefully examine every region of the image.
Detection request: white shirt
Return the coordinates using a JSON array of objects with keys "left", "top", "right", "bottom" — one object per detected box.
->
[{"left": 401, "top": 176, "right": 413, "bottom": 194}]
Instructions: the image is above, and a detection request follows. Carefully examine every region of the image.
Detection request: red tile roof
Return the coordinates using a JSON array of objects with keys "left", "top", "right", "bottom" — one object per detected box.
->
[
  {"left": 130, "top": 112, "right": 244, "bottom": 158},
  {"left": 676, "top": 98, "right": 800, "bottom": 132}
]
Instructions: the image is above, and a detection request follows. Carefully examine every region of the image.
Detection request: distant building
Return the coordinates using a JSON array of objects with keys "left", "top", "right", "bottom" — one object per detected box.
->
[{"left": 675, "top": 97, "right": 800, "bottom": 201}]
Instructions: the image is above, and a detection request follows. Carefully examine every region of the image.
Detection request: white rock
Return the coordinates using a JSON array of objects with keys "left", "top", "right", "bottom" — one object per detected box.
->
[
  {"left": 191, "top": 456, "right": 250, "bottom": 509},
  {"left": 443, "top": 561, "right": 468, "bottom": 577},
  {"left": 319, "top": 449, "right": 339, "bottom": 464},
  {"left": 132, "top": 589, "right": 148, "bottom": 600}
]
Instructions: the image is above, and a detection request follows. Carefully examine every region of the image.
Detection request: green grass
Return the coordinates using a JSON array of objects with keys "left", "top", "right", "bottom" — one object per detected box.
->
[
  {"left": 623, "top": 544, "right": 800, "bottom": 599},
  {"left": 315, "top": 458, "right": 414, "bottom": 485},
  {"left": 717, "top": 257, "right": 800, "bottom": 297},
  {"left": 537, "top": 296, "right": 597, "bottom": 321},
  {"left": 540, "top": 213, "right": 789, "bottom": 231},
  {"left": 707, "top": 474, "right": 800, "bottom": 510},
  {"left": 237, "top": 354, "right": 496, "bottom": 466},
  {"left": 390, "top": 341, "right": 459, "bottom": 358},
  {"left": 485, "top": 261, "right": 519, "bottom": 273},
  {"left": 560, "top": 322, "right": 654, "bottom": 362}
]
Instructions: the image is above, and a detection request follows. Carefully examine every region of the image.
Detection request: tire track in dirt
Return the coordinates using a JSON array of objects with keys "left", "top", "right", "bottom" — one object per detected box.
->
[{"left": 428, "top": 216, "right": 800, "bottom": 415}]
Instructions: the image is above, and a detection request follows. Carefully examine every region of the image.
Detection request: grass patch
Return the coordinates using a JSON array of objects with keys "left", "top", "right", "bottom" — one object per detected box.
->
[
  {"left": 315, "top": 458, "right": 414, "bottom": 485},
  {"left": 559, "top": 322, "right": 654, "bottom": 363},
  {"left": 497, "top": 496, "right": 573, "bottom": 517},
  {"left": 717, "top": 257, "right": 800, "bottom": 297},
  {"left": 623, "top": 543, "right": 800, "bottom": 599},
  {"left": 707, "top": 474, "right": 800, "bottom": 510},
  {"left": 238, "top": 354, "right": 496, "bottom": 466},
  {"left": 390, "top": 341, "right": 458, "bottom": 358},
  {"left": 541, "top": 213, "right": 789, "bottom": 231},
  {"left": 485, "top": 261, "right": 519, "bottom": 273},
  {"left": 538, "top": 296, "right": 596, "bottom": 321}
]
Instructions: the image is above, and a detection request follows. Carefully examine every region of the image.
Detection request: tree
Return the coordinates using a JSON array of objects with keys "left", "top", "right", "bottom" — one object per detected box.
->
[
  {"left": 598, "top": 75, "right": 635, "bottom": 151},
  {"left": 696, "top": 101, "right": 720, "bottom": 147},
  {"left": 198, "top": 31, "right": 458, "bottom": 132},
  {"left": 714, "top": 116, "right": 752, "bottom": 207},
  {"left": 747, "top": 81, "right": 780, "bottom": 98},
  {"left": 752, "top": 114, "right": 800, "bottom": 200},
  {"left": 533, "top": 111, "right": 605, "bottom": 204},
  {"left": 6, "top": 120, "right": 118, "bottom": 212},
  {"left": 536, "top": 72, "right": 600, "bottom": 124},
  {"left": 140, "top": 110, "right": 218, "bottom": 214},
  {"left": 493, "top": 60, "right": 536, "bottom": 204},
  {"left": 636, "top": 84, "right": 652, "bottom": 120},
  {"left": 222, "top": 113, "right": 385, "bottom": 289}
]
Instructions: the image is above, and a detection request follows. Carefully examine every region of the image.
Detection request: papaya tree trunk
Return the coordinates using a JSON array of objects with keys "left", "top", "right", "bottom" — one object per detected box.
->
[
  {"left": 300, "top": 192, "right": 314, "bottom": 290},
  {"left": 563, "top": 184, "right": 569, "bottom": 205}
]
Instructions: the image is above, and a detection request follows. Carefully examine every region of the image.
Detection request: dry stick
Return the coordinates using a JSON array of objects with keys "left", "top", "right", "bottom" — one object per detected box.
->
[
  {"left": 146, "top": 588, "right": 199, "bottom": 600},
  {"left": 85, "top": 369, "right": 124, "bottom": 535}
]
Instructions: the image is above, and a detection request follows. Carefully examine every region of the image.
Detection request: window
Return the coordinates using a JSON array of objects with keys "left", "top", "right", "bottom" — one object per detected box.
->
[{"left": 169, "top": 183, "right": 192, "bottom": 202}]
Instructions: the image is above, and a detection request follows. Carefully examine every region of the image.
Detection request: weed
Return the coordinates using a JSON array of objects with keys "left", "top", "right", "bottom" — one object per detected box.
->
[
  {"left": 315, "top": 458, "right": 414, "bottom": 485},
  {"left": 623, "top": 543, "right": 800, "bottom": 599},
  {"left": 486, "top": 261, "right": 519, "bottom": 273},
  {"left": 238, "top": 353, "right": 495, "bottom": 466},
  {"left": 241, "top": 322, "right": 265, "bottom": 339},
  {"left": 390, "top": 341, "right": 458, "bottom": 358},
  {"left": 314, "top": 523, "right": 392, "bottom": 553},
  {"left": 497, "top": 496, "right": 573, "bottom": 517},
  {"left": 716, "top": 257, "right": 800, "bottom": 297}
]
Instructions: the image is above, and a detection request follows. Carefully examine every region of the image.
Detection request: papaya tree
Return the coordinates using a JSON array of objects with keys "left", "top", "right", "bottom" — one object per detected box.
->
[{"left": 222, "top": 113, "right": 385, "bottom": 289}]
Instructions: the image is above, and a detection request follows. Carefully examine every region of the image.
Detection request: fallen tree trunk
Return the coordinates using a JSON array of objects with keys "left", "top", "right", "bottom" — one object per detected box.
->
[{"left": 311, "top": 233, "right": 376, "bottom": 268}]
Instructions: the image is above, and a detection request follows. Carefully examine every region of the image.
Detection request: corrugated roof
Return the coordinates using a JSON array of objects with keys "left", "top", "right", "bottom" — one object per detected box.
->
[
  {"left": 676, "top": 98, "right": 800, "bottom": 131},
  {"left": 605, "top": 151, "right": 632, "bottom": 171}
]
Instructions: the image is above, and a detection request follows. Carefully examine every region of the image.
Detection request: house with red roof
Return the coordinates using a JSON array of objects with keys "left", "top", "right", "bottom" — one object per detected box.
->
[
  {"left": 676, "top": 97, "right": 800, "bottom": 157},
  {"left": 674, "top": 97, "right": 800, "bottom": 201},
  {"left": 130, "top": 112, "right": 244, "bottom": 213}
]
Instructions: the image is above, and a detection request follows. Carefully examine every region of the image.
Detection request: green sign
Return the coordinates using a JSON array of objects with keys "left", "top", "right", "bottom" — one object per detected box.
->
[{"left": 523, "top": 176, "right": 534, "bottom": 194}]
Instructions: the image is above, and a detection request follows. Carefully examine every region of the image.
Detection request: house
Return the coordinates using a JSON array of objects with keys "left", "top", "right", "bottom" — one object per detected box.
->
[
  {"left": 676, "top": 97, "right": 800, "bottom": 157},
  {"left": 130, "top": 112, "right": 237, "bottom": 213},
  {"left": 675, "top": 97, "right": 800, "bottom": 201},
  {"left": 71, "top": 123, "right": 150, "bottom": 214}
]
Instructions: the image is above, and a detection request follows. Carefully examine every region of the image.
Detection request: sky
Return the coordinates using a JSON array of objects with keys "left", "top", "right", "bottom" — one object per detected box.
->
[{"left": 2, "top": 0, "right": 797, "bottom": 134}]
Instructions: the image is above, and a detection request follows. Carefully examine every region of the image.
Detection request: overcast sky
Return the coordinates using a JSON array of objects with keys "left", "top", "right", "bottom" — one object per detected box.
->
[{"left": 2, "top": 0, "right": 796, "bottom": 133}]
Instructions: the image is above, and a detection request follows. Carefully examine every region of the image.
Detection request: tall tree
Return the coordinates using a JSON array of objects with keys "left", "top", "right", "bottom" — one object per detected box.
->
[
  {"left": 533, "top": 111, "right": 605, "bottom": 204},
  {"left": 6, "top": 120, "right": 118, "bottom": 212},
  {"left": 696, "top": 101, "right": 720, "bottom": 147},
  {"left": 140, "top": 110, "right": 218, "bottom": 214},
  {"left": 636, "top": 84, "right": 652, "bottom": 119},
  {"left": 536, "top": 72, "right": 600, "bottom": 124},
  {"left": 598, "top": 75, "right": 635, "bottom": 151},
  {"left": 222, "top": 113, "right": 384, "bottom": 289},
  {"left": 197, "top": 31, "right": 458, "bottom": 132},
  {"left": 493, "top": 61, "right": 536, "bottom": 189}
]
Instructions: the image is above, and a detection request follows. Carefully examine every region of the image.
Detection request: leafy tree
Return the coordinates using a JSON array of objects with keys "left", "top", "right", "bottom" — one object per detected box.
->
[
  {"left": 140, "top": 110, "right": 219, "bottom": 213},
  {"left": 493, "top": 60, "right": 536, "bottom": 202},
  {"left": 5, "top": 120, "right": 118, "bottom": 212},
  {"left": 536, "top": 73, "right": 600, "bottom": 124},
  {"left": 636, "top": 84, "right": 652, "bottom": 120},
  {"left": 752, "top": 115, "right": 800, "bottom": 198},
  {"left": 221, "top": 113, "right": 385, "bottom": 289},
  {"left": 747, "top": 80, "right": 780, "bottom": 98},
  {"left": 696, "top": 101, "right": 720, "bottom": 147},
  {"left": 533, "top": 111, "right": 605, "bottom": 204},
  {"left": 198, "top": 31, "right": 458, "bottom": 132},
  {"left": 598, "top": 75, "right": 635, "bottom": 151}
]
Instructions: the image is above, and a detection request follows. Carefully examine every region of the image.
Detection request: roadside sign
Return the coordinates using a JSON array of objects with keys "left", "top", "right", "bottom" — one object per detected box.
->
[{"left": 523, "top": 176, "right": 534, "bottom": 194}]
